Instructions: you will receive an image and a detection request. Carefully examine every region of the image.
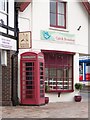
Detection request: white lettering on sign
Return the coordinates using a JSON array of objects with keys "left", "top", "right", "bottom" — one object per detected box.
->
[
  {"left": 0, "top": 36, "right": 17, "bottom": 51},
  {"left": 22, "top": 56, "right": 36, "bottom": 59},
  {"left": 38, "top": 56, "right": 43, "bottom": 59}
]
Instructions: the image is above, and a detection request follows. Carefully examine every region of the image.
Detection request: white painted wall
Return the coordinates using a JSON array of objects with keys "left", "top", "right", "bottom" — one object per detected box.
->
[
  {"left": 18, "top": 3, "right": 31, "bottom": 32},
  {"left": 18, "top": 0, "right": 89, "bottom": 102},
  {"left": 31, "top": 0, "right": 88, "bottom": 54}
]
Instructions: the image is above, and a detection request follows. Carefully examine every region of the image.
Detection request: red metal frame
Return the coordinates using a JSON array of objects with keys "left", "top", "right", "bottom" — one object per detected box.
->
[
  {"left": 50, "top": 0, "right": 66, "bottom": 29},
  {"left": 20, "top": 52, "right": 45, "bottom": 105},
  {"left": 42, "top": 50, "right": 74, "bottom": 93}
]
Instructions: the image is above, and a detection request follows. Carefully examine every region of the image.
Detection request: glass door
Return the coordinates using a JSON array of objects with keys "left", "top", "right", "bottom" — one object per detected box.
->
[{"left": 21, "top": 61, "right": 35, "bottom": 104}]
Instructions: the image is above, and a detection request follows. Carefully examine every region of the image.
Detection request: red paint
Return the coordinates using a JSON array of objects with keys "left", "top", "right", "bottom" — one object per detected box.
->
[
  {"left": 20, "top": 51, "right": 45, "bottom": 105},
  {"left": 86, "top": 73, "right": 90, "bottom": 81},
  {"left": 19, "top": 0, "right": 31, "bottom": 12},
  {"left": 42, "top": 50, "right": 74, "bottom": 93},
  {"left": 82, "top": 1, "right": 90, "bottom": 15}
]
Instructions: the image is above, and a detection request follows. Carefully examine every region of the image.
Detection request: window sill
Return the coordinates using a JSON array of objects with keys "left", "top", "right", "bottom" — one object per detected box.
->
[
  {"left": 45, "top": 90, "right": 74, "bottom": 93},
  {"left": 49, "top": 27, "right": 69, "bottom": 33}
]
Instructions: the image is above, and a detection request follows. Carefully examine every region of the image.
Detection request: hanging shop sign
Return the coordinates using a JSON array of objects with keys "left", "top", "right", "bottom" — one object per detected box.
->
[
  {"left": 19, "top": 31, "right": 31, "bottom": 49},
  {"left": 0, "top": 35, "right": 17, "bottom": 51},
  {"left": 40, "top": 30, "right": 75, "bottom": 44}
]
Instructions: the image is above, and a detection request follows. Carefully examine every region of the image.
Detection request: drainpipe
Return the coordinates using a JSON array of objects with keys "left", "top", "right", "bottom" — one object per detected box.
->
[{"left": 11, "top": 2, "right": 19, "bottom": 106}]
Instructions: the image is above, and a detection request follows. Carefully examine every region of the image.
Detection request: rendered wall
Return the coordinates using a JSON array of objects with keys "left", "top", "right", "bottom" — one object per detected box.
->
[{"left": 18, "top": 0, "right": 89, "bottom": 102}]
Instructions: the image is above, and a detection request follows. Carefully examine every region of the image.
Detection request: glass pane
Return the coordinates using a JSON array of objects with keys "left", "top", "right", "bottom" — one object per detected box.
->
[
  {"left": 26, "top": 95, "right": 33, "bottom": 98},
  {"left": 68, "top": 67, "right": 72, "bottom": 78},
  {"left": 49, "top": 68, "right": 56, "bottom": 77},
  {"left": 40, "top": 72, "right": 43, "bottom": 75},
  {"left": 50, "top": 0, "right": 56, "bottom": 13},
  {"left": 26, "top": 76, "right": 33, "bottom": 80},
  {"left": 26, "top": 72, "right": 32, "bottom": 75},
  {"left": 40, "top": 76, "right": 43, "bottom": 79},
  {"left": 26, "top": 86, "right": 33, "bottom": 89},
  {"left": 58, "top": 2, "right": 64, "bottom": 14},
  {"left": 58, "top": 14, "right": 64, "bottom": 26},
  {"left": 57, "top": 69, "right": 63, "bottom": 78},
  {"left": 26, "top": 62, "right": 34, "bottom": 66},
  {"left": 40, "top": 62, "right": 43, "bottom": 66},
  {"left": 26, "top": 90, "right": 32, "bottom": 94},
  {"left": 26, "top": 81, "right": 33, "bottom": 85},
  {"left": 26, "top": 67, "right": 33, "bottom": 71},
  {"left": 40, "top": 67, "right": 43, "bottom": 71},
  {"left": 50, "top": 13, "right": 56, "bottom": 26}
]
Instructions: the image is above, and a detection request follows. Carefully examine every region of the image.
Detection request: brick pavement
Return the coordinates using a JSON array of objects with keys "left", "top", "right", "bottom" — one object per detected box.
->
[{"left": 1, "top": 101, "right": 88, "bottom": 118}]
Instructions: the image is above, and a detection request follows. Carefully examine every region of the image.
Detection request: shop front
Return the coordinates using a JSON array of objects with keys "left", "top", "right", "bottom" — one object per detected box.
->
[{"left": 42, "top": 50, "right": 74, "bottom": 93}]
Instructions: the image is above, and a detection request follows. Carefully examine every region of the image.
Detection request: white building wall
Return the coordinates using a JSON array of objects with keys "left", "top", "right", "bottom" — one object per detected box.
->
[
  {"left": 18, "top": 0, "right": 89, "bottom": 102},
  {"left": 31, "top": 0, "right": 88, "bottom": 54},
  {"left": 18, "top": 3, "right": 31, "bottom": 32}
]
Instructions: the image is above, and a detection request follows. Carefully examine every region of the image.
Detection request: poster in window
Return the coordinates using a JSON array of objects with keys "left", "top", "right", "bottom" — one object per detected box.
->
[
  {"left": 19, "top": 31, "right": 31, "bottom": 49},
  {"left": 79, "top": 64, "right": 83, "bottom": 81}
]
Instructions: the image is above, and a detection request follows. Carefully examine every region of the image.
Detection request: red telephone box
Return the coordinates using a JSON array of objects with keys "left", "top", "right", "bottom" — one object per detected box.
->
[{"left": 20, "top": 51, "right": 45, "bottom": 105}]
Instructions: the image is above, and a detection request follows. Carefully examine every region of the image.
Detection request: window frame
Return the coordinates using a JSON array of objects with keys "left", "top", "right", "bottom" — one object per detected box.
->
[
  {"left": 0, "top": 0, "right": 7, "bottom": 13},
  {"left": 44, "top": 52, "right": 74, "bottom": 93},
  {"left": 50, "top": 0, "right": 66, "bottom": 29}
]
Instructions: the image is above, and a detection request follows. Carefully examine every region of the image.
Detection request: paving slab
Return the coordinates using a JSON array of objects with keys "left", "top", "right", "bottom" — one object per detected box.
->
[{"left": 1, "top": 101, "right": 88, "bottom": 119}]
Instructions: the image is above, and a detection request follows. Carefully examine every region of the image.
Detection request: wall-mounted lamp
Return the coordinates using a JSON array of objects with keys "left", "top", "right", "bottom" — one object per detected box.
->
[{"left": 77, "top": 26, "right": 81, "bottom": 31}]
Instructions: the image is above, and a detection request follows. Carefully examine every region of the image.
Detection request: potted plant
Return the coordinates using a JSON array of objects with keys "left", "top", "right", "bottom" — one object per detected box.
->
[{"left": 74, "top": 83, "right": 83, "bottom": 102}]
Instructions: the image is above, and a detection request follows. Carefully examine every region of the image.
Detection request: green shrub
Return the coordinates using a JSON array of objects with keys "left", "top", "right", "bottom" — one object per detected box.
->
[{"left": 75, "top": 83, "right": 83, "bottom": 90}]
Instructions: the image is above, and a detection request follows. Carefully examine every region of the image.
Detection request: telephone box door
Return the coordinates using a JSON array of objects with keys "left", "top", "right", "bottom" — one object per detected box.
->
[{"left": 21, "top": 61, "right": 36, "bottom": 104}]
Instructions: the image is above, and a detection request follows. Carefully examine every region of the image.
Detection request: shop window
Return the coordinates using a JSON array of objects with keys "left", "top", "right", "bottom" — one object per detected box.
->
[
  {"left": 79, "top": 63, "right": 83, "bottom": 81},
  {"left": 44, "top": 53, "right": 73, "bottom": 92},
  {"left": 50, "top": 0, "right": 66, "bottom": 29}
]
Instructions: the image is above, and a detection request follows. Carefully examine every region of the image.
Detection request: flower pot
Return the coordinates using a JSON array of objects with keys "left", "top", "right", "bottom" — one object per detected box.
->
[
  {"left": 45, "top": 97, "right": 49, "bottom": 104},
  {"left": 74, "top": 95, "right": 82, "bottom": 102}
]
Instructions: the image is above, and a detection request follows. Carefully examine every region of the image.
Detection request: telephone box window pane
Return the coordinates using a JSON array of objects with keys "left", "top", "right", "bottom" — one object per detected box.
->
[
  {"left": 26, "top": 72, "right": 32, "bottom": 75},
  {"left": 40, "top": 90, "right": 44, "bottom": 93},
  {"left": 40, "top": 94, "right": 44, "bottom": 98},
  {"left": 26, "top": 76, "right": 33, "bottom": 80},
  {"left": 26, "top": 86, "right": 33, "bottom": 89},
  {"left": 26, "top": 67, "right": 33, "bottom": 71},
  {"left": 40, "top": 72, "right": 43, "bottom": 75},
  {"left": 40, "top": 62, "right": 43, "bottom": 66},
  {"left": 40, "top": 67, "right": 43, "bottom": 71},
  {"left": 26, "top": 81, "right": 33, "bottom": 85},
  {"left": 40, "top": 76, "right": 43, "bottom": 79},
  {"left": 26, "top": 90, "right": 32, "bottom": 94},
  {"left": 40, "top": 81, "right": 44, "bottom": 84},
  {"left": 26, "top": 95, "right": 33, "bottom": 98},
  {"left": 26, "top": 63, "right": 34, "bottom": 66}
]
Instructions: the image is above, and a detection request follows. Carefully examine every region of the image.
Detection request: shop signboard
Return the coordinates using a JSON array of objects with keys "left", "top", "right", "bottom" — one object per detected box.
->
[
  {"left": 0, "top": 35, "right": 17, "bottom": 51},
  {"left": 40, "top": 30, "right": 75, "bottom": 44},
  {"left": 19, "top": 31, "right": 31, "bottom": 49}
]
